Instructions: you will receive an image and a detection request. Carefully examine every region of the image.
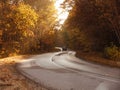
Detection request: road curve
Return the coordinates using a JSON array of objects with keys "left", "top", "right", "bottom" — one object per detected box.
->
[{"left": 17, "top": 52, "right": 120, "bottom": 90}]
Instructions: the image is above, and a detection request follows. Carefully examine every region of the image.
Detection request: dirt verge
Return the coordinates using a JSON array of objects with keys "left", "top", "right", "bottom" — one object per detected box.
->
[
  {"left": 76, "top": 51, "right": 120, "bottom": 68},
  {"left": 0, "top": 55, "right": 49, "bottom": 90}
]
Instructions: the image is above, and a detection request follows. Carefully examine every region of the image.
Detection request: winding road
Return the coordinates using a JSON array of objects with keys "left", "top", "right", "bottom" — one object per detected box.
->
[{"left": 17, "top": 52, "right": 120, "bottom": 90}]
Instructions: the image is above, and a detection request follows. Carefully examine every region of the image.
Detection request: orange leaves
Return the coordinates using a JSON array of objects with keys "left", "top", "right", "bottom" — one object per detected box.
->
[
  {"left": 0, "top": 67, "right": 12, "bottom": 83},
  {"left": 14, "top": 3, "right": 38, "bottom": 30},
  {"left": 23, "top": 30, "right": 34, "bottom": 37},
  {"left": 42, "top": 30, "right": 55, "bottom": 45},
  {"left": 0, "top": 56, "right": 47, "bottom": 90},
  {"left": 0, "top": 2, "right": 39, "bottom": 55}
]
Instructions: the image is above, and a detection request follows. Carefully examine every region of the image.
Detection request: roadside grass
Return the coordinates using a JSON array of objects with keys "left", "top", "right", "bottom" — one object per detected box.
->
[{"left": 76, "top": 51, "right": 120, "bottom": 68}]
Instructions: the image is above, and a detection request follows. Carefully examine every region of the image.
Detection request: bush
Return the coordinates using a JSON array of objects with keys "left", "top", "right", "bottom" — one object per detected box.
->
[{"left": 104, "top": 44, "right": 120, "bottom": 61}]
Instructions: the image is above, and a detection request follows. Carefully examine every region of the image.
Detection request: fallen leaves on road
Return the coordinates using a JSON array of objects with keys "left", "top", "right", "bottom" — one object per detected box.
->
[{"left": 0, "top": 56, "right": 48, "bottom": 90}]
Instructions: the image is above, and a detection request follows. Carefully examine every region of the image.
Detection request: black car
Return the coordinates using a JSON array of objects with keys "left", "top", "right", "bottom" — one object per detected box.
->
[{"left": 62, "top": 46, "right": 67, "bottom": 51}]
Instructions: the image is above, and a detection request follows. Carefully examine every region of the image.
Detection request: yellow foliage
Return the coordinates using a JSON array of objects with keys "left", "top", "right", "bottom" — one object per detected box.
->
[
  {"left": 14, "top": 3, "right": 38, "bottom": 30},
  {"left": 104, "top": 44, "right": 120, "bottom": 60},
  {"left": 6, "top": 24, "right": 10, "bottom": 28}
]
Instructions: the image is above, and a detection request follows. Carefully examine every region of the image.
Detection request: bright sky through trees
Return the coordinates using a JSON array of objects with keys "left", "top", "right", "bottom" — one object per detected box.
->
[{"left": 54, "top": 0, "right": 69, "bottom": 25}]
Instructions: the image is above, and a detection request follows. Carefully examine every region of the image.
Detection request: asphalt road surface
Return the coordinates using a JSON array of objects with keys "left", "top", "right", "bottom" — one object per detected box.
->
[{"left": 17, "top": 52, "right": 120, "bottom": 90}]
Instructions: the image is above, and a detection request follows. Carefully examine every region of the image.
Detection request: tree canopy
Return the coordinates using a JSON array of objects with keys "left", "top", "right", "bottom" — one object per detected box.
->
[
  {"left": 0, "top": 0, "right": 58, "bottom": 57},
  {"left": 63, "top": 0, "right": 120, "bottom": 52},
  {"left": 0, "top": 0, "right": 120, "bottom": 60},
  {"left": 0, "top": 1, "right": 38, "bottom": 56}
]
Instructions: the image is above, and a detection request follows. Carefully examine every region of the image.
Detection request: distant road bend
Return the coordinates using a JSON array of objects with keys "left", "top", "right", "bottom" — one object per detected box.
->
[{"left": 17, "top": 51, "right": 120, "bottom": 90}]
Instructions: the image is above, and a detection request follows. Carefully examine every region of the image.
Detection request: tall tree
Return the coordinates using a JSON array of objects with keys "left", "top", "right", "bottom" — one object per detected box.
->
[
  {"left": 0, "top": 1, "right": 38, "bottom": 56},
  {"left": 25, "top": 0, "right": 57, "bottom": 51},
  {"left": 63, "top": 0, "right": 119, "bottom": 51}
]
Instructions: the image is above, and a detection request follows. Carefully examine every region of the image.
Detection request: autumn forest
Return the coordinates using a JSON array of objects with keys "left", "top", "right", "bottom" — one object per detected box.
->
[{"left": 0, "top": 0, "right": 120, "bottom": 64}]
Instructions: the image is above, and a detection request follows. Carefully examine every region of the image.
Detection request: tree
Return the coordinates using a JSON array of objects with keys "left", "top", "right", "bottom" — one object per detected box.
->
[
  {"left": 96, "top": 0, "right": 120, "bottom": 45},
  {"left": 25, "top": 0, "right": 57, "bottom": 51},
  {"left": 63, "top": 0, "right": 119, "bottom": 51},
  {"left": 0, "top": 1, "right": 38, "bottom": 56}
]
